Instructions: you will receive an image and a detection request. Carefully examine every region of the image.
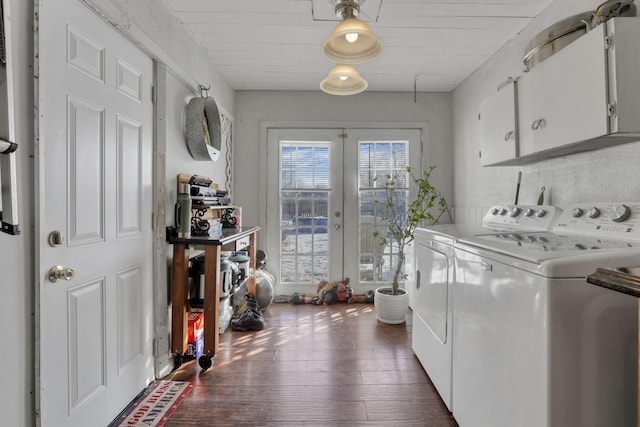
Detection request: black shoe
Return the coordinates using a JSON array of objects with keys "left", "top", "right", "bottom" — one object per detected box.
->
[
  {"left": 231, "top": 295, "right": 265, "bottom": 331},
  {"left": 245, "top": 294, "right": 261, "bottom": 313},
  {"left": 231, "top": 309, "right": 265, "bottom": 331}
]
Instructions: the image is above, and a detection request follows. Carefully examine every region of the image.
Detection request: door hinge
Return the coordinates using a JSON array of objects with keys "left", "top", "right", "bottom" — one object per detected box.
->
[
  {"left": 604, "top": 35, "right": 614, "bottom": 50},
  {"left": 151, "top": 86, "right": 157, "bottom": 104},
  {"left": 607, "top": 102, "right": 617, "bottom": 117},
  {"left": 153, "top": 337, "right": 159, "bottom": 357},
  {"left": 151, "top": 212, "right": 156, "bottom": 230}
]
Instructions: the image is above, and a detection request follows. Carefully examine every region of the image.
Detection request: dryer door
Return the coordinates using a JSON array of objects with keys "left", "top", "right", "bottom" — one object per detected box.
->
[{"left": 414, "top": 240, "right": 450, "bottom": 343}]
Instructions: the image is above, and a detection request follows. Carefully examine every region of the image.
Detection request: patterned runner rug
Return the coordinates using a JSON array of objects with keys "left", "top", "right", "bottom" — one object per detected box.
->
[{"left": 109, "top": 380, "right": 194, "bottom": 427}]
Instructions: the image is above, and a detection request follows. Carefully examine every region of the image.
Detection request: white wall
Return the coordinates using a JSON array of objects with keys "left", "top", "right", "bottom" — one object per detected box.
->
[
  {"left": 153, "top": 65, "right": 231, "bottom": 376},
  {"left": 162, "top": 69, "right": 229, "bottom": 220},
  {"left": 0, "top": 1, "right": 34, "bottom": 426},
  {"left": 453, "top": 0, "right": 640, "bottom": 221},
  {"left": 233, "top": 90, "right": 453, "bottom": 245}
]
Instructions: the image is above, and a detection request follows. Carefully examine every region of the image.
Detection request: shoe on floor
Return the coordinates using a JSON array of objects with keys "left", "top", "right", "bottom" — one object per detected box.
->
[{"left": 231, "top": 294, "right": 265, "bottom": 331}]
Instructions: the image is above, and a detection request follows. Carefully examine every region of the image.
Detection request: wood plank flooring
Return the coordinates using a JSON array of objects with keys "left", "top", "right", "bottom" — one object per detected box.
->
[{"left": 162, "top": 303, "right": 458, "bottom": 426}]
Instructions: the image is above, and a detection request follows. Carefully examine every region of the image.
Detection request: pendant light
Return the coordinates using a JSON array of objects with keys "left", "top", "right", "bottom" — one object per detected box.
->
[
  {"left": 320, "top": 64, "right": 368, "bottom": 95},
  {"left": 322, "top": 0, "right": 383, "bottom": 64}
]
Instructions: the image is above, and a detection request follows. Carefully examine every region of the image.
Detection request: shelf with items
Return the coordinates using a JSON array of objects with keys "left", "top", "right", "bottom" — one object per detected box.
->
[
  {"left": 167, "top": 225, "right": 260, "bottom": 371},
  {"left": 175, "top": 173, "right": 241, "bottom": 236},
  {"left": 169, "top": 173, "right": 253, "bottom": 371}
]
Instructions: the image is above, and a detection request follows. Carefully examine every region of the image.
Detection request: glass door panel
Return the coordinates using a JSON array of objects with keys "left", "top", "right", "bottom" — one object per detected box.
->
[
  {"left": 343, "top": 129, "right": 422, "bottom": 287},
  {"left": 266, "top": 129, "right": 343, "bottom": 295}
]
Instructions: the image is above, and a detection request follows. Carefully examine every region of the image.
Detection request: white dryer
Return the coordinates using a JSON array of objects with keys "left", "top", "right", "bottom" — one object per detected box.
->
[
  {"left": 452, "top": 203, "right": 640, "bottom": 427},
  {"left": 412, "top": 205, "right": 561, "bottom": 411}
]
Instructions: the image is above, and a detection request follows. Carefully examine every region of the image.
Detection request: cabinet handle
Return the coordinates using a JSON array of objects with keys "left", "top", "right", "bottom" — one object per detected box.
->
[
  {"left": 531, "top": 118, "right": 546, "bottom": 130},
  {"left": 481, "top": 262, "right": 493, "bottom": 271},
  {"left": 504, "top": 131, "right": 514, "bottom": 141}
]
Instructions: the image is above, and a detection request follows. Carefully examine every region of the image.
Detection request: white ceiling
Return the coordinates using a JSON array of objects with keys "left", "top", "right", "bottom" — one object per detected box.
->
[{"left": 163, "top": 0, "right": 554, "bottom": 92}]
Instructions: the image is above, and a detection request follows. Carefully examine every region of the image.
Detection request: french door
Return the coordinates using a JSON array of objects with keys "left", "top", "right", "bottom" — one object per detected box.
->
[{"left": 266, "top": 128, "right": 421, "bottom": 295}]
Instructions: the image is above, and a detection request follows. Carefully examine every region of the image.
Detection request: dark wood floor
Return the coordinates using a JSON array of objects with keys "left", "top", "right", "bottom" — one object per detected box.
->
[{"left": 163, "top": 303, "right": 458, "bottom": 427}]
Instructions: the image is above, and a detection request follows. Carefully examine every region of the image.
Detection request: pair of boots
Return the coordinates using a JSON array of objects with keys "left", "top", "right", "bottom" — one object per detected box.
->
[{"left": 231, "top": 294, "right": 265, "bottom": 331}]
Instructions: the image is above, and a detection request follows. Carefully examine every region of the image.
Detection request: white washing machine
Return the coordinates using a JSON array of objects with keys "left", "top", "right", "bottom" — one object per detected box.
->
[
  {"left": 412, "top": 205, "right": 561, "bottom": 411},
  {"left": 452, "top": 203, "right": 640, "bottom": 427}
]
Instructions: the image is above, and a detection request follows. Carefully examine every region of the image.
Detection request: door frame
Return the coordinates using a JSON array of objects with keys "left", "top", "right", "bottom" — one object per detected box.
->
[{"left": 258, "top": 121, "right": 430, "bottom": 292}]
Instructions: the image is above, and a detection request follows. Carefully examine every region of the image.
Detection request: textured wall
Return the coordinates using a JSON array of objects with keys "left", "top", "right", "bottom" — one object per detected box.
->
[
  {"left": 453, "top": 0, "right": 640, "bottom": 221},
  {"left": 233, "top": 90, "right": 454, "bottom": 240}
]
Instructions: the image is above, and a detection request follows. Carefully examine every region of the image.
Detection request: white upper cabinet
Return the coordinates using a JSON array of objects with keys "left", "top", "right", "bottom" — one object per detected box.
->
[
  {"left": 519, "top": 23, "right": 609, "bottom": 157},
  {"left": 479, "top": 79, "right": 518, "bottom": 166},
  {"left": 480, "top": 17, "right": 640, "bottom": 166}
]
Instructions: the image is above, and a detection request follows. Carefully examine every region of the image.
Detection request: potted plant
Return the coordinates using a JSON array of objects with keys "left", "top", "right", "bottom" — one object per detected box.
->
[{"left": 373, "top": 165, "right": 452, "bottom": 324}]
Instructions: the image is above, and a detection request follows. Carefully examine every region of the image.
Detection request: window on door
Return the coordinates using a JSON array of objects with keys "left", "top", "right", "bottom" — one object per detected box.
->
[
  {"left": 280, "top": 143, "right": 330, "bottom": 284},
  {"left": 358, "top": 140, "right": 409, "bottom": 283}
]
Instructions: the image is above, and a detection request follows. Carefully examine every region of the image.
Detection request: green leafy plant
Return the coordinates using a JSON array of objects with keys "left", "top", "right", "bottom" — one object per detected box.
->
[{"left": 373, "top": 165, "right": 452, "bottom": 295}]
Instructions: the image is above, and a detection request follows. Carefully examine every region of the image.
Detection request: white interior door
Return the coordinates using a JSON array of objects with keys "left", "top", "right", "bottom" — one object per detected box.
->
[
  {"left": 37, "top": 1, "right": 154, "bottom": 426},
  {"left": 266, "top": 127, "right": 421, "bottom": 295}
]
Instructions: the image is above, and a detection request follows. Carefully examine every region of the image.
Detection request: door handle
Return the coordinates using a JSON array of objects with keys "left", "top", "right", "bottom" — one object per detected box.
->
[
  {"left": 481, "top": 262, "right": 493, "bottom": 272},
  {"left": 49, "top": 265, "right": 75, "bottom": 283}
]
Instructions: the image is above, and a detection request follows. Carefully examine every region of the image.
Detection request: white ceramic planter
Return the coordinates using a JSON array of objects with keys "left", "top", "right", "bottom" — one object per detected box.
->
[{"left": 374, "top": 287, "right": 409, "bottom": 324}]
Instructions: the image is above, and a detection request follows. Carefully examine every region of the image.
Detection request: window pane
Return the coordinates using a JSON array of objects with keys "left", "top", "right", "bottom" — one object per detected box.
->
[
  {"left": 358, "top": 140, "right": 409, "bottom": 283},
  {"left": 279, "top": 141, "right": 332, "bottom": 285}
]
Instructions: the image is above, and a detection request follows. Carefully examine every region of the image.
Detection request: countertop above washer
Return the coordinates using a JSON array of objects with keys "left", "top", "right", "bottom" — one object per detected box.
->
[{"left": 587, "top": 266, "right": 640, "bottom": 298}]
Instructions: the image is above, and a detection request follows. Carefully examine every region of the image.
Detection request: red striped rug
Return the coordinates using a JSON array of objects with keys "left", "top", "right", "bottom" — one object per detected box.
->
[{"left": 110, "top": 380, "right": 194, "bottom": 427}]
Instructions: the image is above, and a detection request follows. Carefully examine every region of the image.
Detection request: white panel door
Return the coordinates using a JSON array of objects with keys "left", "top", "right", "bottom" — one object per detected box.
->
[{"left": 37, "top": 1, "right": 154, "bottom": 426}]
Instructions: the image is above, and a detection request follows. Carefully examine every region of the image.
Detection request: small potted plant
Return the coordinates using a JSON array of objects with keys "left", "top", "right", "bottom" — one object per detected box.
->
[{"left": 373, "top": 165, "right": 451, "bottom": 324}]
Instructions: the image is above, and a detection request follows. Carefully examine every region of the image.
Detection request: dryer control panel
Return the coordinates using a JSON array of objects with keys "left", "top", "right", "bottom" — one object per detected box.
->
[
  {"left": 553, "top": 203, "right": 640, "bottom": 239},
  {"left": 482, "top": 205, "right": 562, "bottom": 231}
]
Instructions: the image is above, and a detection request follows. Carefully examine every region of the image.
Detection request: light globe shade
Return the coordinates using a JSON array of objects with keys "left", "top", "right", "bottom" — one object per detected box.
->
[
  {"left": 322, "top": 17, "right": 383, "bottom": 64},
  {"left": 320, "top": 64, "right": 368, "bottom": 95}
]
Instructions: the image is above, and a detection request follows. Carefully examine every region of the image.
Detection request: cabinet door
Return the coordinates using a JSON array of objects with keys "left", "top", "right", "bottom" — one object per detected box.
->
[
  {"left": 522, "top": 25, "right": 609, "bottom": 155},
  {"left": 479, "top": 81, "right": 517, "bottom": 166}
]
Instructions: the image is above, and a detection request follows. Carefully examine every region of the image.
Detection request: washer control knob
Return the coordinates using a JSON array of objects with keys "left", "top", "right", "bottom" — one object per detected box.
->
[
  {"left": 570, "top": 207, "right": 584, "bottom": 218},
  {"left": 491, "top": 208, "right": 500, "bottom": 215},
  {"left": 574, "top": 243, "right": 586, "bottom": 250},
  {"left": 535, "top": 209, "right": 547, "bottom": 218},
  {"left": 587, "top": 207, "right": 601, "bottom": 219},
  {"left": 610, "top": 204, "right": 631, "bottom": 223},
  {"left": 499, "top": 208, "right": 507, "bottom": 216},
  {"left": 524, "top": 208, "right": 534, "bottom": 217},
  {"left": 509, "top": 207, "right": 521, "bottom": 217}
]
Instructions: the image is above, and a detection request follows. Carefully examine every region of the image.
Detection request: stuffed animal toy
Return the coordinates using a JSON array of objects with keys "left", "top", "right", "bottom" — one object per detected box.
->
[{"left": 289, "top": 277, "right": 375, "bottom": 305}]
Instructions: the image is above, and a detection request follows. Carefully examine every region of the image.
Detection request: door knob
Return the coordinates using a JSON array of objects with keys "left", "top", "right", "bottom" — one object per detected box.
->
[{"left": 49, "top": 265, "right": 75, "bottom": 283}]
